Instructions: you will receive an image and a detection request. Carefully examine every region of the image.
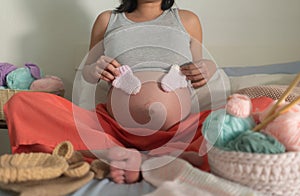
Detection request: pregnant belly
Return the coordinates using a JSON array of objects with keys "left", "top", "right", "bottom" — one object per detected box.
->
[{"left": 106, "top": 72, "right": 191, "bottom": 130}]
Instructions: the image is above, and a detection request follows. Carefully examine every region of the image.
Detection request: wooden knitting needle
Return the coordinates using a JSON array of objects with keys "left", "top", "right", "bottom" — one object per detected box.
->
[
  {"left": 263, "top": 73, "right": 300, "bottom": 119},
  {"left": 253, "top": 96, "right": 300, "bottom": 131}
]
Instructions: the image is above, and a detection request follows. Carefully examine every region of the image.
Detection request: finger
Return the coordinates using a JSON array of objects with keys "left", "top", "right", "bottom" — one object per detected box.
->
[
  {"left": 191, "top": 79, "right": 207, "bottom": 88},
  {"left": 181, "top": 68, "right": 205, "bottom": 76},
  {"left": 180, "top": 63, "right": 195, "bottom": 70},
  {"left": 101, "top": 70, "right": 115, "bottom": 81},
  {"left": 186, "top": 74, "right": 204, "bottom": 81},
  {"left": 109, "top": 59, "right": 121, "bottom": 68},
  {"left": 101, "top": 56, "right": 121, "bottom": 68},
  {"left": 105, "top": 63, "right": 120, "bottom": 76},
  {"left": 100, "top": 75, "right": 111, "bottom": 82}
]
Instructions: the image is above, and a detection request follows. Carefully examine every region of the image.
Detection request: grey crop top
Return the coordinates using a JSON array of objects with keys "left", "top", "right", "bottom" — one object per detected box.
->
[{"left": 103, "top": 8, "right": 193, "bottom": 72}]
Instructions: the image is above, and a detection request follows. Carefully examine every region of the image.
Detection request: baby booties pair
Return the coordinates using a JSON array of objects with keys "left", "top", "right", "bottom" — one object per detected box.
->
[{"left": 112, "top": 64, "right": 188, "bottom": 94}]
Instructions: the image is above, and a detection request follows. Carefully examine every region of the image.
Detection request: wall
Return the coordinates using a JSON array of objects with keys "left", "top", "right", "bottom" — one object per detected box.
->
[{"left": 1, "top": 0, "right": 299, "bottom": 100}]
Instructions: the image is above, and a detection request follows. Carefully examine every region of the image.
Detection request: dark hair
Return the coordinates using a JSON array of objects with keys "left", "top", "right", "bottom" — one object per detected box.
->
[{"left": 115, "top": 0, "right": 175, "bottom": 13}]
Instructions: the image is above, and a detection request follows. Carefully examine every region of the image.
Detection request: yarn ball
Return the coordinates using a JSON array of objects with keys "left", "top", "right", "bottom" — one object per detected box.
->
[
  {"left": 0, "top": 62, "right": 17, "bottom": 86},
  {"left": 226, "top": 94, "right": 252, "bottom": 118},
  {"left": 6, "top": 67, "right": 35, "bottom": 90},
  {"left": 258, "top": 100, "right": 300, "bottom": 123},
  {"left": 25, "top": 63, "right": 42, "bottom": 79},
  {"left": 30, "top": 75, "right": 64, "bottom": 92},
  {"left": 222, "top": 130, "right": 286, "bottom": 154},
  {"left": 202, "top": 109, "right": 256, "bottom": 147},
  {"left": 262, "top": 111, "right": 300, "bottom": 151}
]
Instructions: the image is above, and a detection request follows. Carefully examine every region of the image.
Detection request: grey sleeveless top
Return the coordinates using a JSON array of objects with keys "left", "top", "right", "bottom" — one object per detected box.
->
[
  {"left": 94, "top": 8, "right": 230, "bottom": 112},
  {"left": 103, "top": 8, "right": 193, "bottom": 72}
]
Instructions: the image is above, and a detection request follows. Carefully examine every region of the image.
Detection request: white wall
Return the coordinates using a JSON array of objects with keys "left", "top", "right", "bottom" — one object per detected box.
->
[{"left": 1, "top": 0, "right": 299, "bottom": 99}]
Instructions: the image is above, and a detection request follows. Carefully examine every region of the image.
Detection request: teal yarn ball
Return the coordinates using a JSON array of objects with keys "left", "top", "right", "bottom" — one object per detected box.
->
[
  {"left": 202, "top": 109, "right": 255, "bottom": 147},
  {"left": 6, "top": 68, "right": 35, "bottom": 90},
  {"left": 222, "top": 130, "right": 286, "bottom": 154}
]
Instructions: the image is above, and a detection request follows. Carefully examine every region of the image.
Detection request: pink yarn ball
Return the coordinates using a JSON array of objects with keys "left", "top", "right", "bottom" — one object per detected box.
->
[
  {"left": 30, "top": 75, "right": 64, "bottom": 92},
  {"left": 262, "top": 111, "right": 300, "bottom": 151},
  {"left": 226, "top": 94, "right": 252, "bottom": 118},
  {"left": 258, "top": 100, "right": 300, "bottom": 122}
]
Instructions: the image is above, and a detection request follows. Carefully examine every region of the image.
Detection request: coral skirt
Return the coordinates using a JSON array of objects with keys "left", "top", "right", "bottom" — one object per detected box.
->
[{"left": 3, "top": 92, "right": 273, "bottom": 172}]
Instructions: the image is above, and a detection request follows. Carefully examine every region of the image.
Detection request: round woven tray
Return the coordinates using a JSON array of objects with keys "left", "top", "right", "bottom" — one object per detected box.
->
[
  {"left": 208, "top": 147, "right": 300, "bottom": 195},
  {"left": 0, "top": 153, "right": 68, "bottom": 184}
]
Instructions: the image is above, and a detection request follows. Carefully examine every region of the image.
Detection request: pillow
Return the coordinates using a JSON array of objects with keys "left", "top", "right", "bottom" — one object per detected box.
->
[
  {"left": 229, "top": 74, "right": 296, "bottom": 94},
  {"left": 223, "top": 61, "right": 300, "bottom": 93},
  {"left": 235, "top": 85, "right": 300, "bottom": 102}
]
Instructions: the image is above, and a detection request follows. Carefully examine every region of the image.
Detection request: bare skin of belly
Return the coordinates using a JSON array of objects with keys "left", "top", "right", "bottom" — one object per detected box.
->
[{"left": 106, "top": 71, "right": 191, "bottom": 130}]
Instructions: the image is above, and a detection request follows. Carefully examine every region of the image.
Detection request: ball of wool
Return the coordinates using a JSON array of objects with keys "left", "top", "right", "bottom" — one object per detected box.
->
[
  {"left": 258, "top": 100, "right": 300, "bottom": 123},
  {"left": 6, "top": 67, "right": 35, "bottom": 90},
  {"left": 222, "top": 130, "right": 286, "bottom": 154},
  {"left": 30, "top": 75, "right": 64, "bottom": 92},
  {"left": 0, "top": 62, "right": 17, "bottom": 86},
  {"left": 202, "top": 109, "right": 256, "bottom": 147},
  {"left": 262, "top": 111, "right": 300, "bottom": 151},
  {"left": 25, "top": 63, "right": 42, "bottom": 79},
  {"left": 226, "top": 94, "right": 252, "bottom": 118}
]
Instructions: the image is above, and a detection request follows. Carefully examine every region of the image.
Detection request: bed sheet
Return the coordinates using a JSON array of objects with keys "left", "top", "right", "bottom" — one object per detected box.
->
[{"left": 0, "top": 179, "right": 155, "bottom": 196}]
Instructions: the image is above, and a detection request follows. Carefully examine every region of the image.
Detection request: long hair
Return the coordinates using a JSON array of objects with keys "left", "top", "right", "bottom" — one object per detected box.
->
[{"left": 115, "top": 0, "right": 175, "bottom": 13}]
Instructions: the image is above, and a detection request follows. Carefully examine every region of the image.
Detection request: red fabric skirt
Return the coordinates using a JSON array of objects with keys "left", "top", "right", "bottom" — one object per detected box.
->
[{"left": 3, "top": 92, "right": 273, "bottom": 171}]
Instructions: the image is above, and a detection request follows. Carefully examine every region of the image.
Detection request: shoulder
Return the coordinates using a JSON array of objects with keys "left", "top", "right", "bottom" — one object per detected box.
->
[
  {"left": 90, "top": 10, "right": 113, "bottom": 49},
  {"left": 178, "top": 9, "right": 200, "bottom": 24},
  {"left": 93, "top": 10, "right": 113, "bottom": 33},
  {"left": 177, "top": 9, "right": 202, "bottom": 42}
]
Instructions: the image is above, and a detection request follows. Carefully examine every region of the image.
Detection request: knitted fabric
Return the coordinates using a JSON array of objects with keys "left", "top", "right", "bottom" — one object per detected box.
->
[
  {"left": 226, "top": 94, "right": 252, "bottom": 118},
  {"left": 52, "top": 141, "right": 74, "bottom": 160},
  {"left": 0, "top": 63, "right": 17, "bottom": 86},
  {"left": 24, "top": 63, "right": 41, "bottom": 79},
  {"left": 6, "top": 68, "right": 35, "bottom": 90},
  {"left": 90, "top": 159, "right": 110, "bottom": 180},
  {"left": 53, "top": 141, "right": 84, "bottom": 165},
  {"left": 0, "top": 153, "right": 68, "bottom": 183},
  {"left": 263, "top": 111, "right": 300, "bottom": 152},
  {"left": 142, "top": 156, "right": 260, "bottom": 196},
  {"left": 208, "top": 147, "right": 300, "bottom": 195},
  {"left": 30, "top": 75, "right": 64, "bottom": 92},
  {"left": 201, "top": 109, "right": 256, "bottom": 147},
  {"left": 64, "top": 162, "right": 90, "bottom": 178},
  {"left": 222, "top": 130, "right": 286, "bottom": 154}
]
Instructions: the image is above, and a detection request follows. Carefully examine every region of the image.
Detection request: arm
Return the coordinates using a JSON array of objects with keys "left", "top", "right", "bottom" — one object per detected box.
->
[
  {"left": 178, "top": 10, "right": 217, "bottom": 89},
  {"left": 82, "top": 10, "right": 121, "bottom": 84}
]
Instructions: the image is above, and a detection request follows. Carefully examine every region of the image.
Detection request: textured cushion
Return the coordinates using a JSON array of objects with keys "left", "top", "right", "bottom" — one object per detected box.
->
[
  {"left": 235, "top": 85, "right": 300, "bottom": 102},
  {"left": 229, "top": 74, "right": 297, "bottom": 94}
]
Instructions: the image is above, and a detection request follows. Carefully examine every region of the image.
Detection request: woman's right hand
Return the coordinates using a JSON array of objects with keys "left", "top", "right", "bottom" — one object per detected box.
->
[{"left": 84, "top": 56, "right": 121, "bottom": 83}]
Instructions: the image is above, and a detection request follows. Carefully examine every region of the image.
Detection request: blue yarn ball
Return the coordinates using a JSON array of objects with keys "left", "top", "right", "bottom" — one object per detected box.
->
[
  {"left": 6, "top": 68, "right": 35, "bottom": 90},
  {"left": 221, "top": 130, "right": 286, "bottom": 154},
  {"left": 202, "top": 109, "right": 255, "bottom": 147}
]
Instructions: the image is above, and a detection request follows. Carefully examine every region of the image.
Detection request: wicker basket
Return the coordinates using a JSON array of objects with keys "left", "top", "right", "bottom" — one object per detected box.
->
[
  {"left": 208, "top": 147, "right": 300, "bottom": 196},
  {"left": 0, "top": 89, "right": 65, "bottom": 121}
]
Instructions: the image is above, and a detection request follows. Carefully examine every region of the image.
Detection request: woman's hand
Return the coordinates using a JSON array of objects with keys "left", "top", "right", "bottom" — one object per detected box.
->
[
  {"left": 180, "top": 59, "right": 217, "bottom": 89},
  {"left": 84, "top": 56, "right": 121, "bottom": 83}
]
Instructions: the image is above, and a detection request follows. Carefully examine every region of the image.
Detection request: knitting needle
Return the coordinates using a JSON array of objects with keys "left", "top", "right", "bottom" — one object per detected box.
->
[
  {"left": 263, "top": 73, "right": 300, "bottom": 119},
  {"left": 253, "top": 96, "right": 300, "bottom": 131}
]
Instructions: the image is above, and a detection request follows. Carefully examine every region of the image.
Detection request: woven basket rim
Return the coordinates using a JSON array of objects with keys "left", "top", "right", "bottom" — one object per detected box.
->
[{"left": 208, "top": 146, "right": 300, "bottom": 157}]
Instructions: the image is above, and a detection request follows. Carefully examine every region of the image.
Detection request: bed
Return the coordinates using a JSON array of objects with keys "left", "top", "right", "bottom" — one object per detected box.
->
[{"left": 0, "top": 61, "right": 299, "bottom": 196}]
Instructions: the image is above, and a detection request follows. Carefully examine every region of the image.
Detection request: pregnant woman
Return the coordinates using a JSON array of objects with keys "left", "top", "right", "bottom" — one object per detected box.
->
[{"left": 4, "top": 0, "right": 218, "bottom": 184}]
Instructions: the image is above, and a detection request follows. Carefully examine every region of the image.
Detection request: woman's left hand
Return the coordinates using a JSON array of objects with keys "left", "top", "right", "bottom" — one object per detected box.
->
[{"left": 180, "top": 59, "right": 217, "bottom": 89}]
